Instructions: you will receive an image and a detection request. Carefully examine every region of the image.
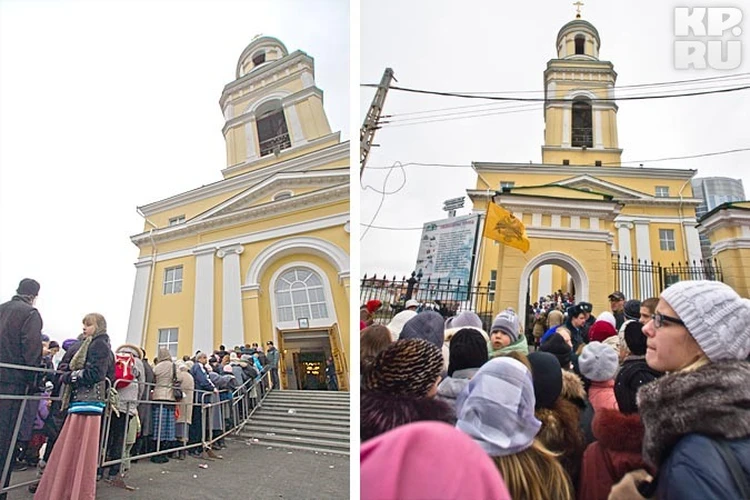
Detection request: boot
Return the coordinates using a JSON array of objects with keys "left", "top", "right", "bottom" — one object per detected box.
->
[{"left": 205, "top": 448, "right": 223, "bottom": 460}]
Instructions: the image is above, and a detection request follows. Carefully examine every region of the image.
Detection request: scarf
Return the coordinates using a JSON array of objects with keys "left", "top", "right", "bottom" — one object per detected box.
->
[
  {"left": 637, "top": 359, "right": 750, "bottom": 469},
  {"left": 61, "top": 331, "right": 106, "bottom": 411}
]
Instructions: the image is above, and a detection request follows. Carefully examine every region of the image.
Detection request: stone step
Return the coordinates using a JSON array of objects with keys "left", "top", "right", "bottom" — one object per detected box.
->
[
  {"left": 262, "top": 403, "right": 350, "bottom": 414},
  {"left": 242, "top": 425, "right": 349, "bottom": 442},
  {"left": 250, "top": 439, "right": 349, "bottom": 456},
  {"left": 264, "top": 396, "right": 350, "bottom": 406},
  {"left": 248, "top": 433, "right": 350, "bottom": 451},
  {"left": 257, "top": 409, "right": 349, "bottom": 421},
  {"left": 250, "top": 414, "right": 350, "bottom": 428},
  {"left": 268, "top": 391, "right": 350, "bottom": 399},
  {"left": 246, "top": 416, "right": 349, "bottom": 433}
]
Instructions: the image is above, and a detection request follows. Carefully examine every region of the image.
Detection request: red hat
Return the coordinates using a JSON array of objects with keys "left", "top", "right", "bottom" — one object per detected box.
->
[
  {"left": 588, "top": 320, "right": 617, "bottom": 343},
  {"left": 366, "top": 299, "right": 382, "bottom": 314}
]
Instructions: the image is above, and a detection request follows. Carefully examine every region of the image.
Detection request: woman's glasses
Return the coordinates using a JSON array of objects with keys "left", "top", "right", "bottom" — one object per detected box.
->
[{"left": 653, "top": 312, "right": 685, "bottom": 329}]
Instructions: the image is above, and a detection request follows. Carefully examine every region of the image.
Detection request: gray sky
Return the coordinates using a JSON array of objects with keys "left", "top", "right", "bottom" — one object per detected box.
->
[
  {"left": 0, "top": 0, "right": 349, "bottom": 349},
  {"left": 360, "top": 0, "right": 750, "bottom": 278}
]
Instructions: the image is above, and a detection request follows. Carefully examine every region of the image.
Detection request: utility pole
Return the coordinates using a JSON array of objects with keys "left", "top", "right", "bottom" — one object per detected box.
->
[{"left": 360, "top": 68, "right": 395, "bottom": 178}]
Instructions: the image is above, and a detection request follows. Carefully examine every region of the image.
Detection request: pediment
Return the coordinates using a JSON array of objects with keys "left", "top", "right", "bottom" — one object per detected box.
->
[
  {"left": 191, "top": 169, "right": 348, "bottom": 222},
  {"left": 555, "top": 175, "right": 653, "bottom": 199},
  {"left": 509, "top": 184, "right": 613, "bottom": 201}
]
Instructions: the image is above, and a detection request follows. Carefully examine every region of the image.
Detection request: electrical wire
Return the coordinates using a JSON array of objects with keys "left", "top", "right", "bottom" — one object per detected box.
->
[{"left": 360, "top": 161, "right": 408, "bottom": 240}]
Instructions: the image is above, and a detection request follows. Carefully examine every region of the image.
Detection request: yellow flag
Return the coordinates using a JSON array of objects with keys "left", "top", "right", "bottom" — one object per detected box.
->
[{"left": 483, "top": 203, "right": 530, "bottom": 253}]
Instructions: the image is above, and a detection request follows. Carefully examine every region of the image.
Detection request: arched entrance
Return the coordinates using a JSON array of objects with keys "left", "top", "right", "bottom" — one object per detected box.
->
[{"left": 517, "top": 251, "right": 589, "bottom": 331}]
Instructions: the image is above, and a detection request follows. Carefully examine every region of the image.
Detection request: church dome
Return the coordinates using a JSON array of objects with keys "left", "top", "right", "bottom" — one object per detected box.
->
[
  {"left": 236, "top": 36, "right": 289, "bottom": 79},
  {"left": 556, "top": 18, "right": 600, "bottom": 60}
]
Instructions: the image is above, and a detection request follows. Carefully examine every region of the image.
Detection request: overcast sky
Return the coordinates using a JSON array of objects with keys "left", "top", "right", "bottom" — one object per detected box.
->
[
  {"left": 361, "top": 0, "right": 750, "bottom": 278},
  {"left": 0, "top": 0, "right": 349, "bottom": 349}
]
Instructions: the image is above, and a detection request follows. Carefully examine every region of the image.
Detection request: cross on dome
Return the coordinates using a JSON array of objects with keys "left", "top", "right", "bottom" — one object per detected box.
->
[{"left": 573, "top": 1, "right": 584, "bottom": 18}]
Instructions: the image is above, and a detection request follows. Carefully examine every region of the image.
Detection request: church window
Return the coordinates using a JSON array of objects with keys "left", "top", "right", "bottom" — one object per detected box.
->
[
  {"left": 169, "top": 215, "right": 185, "bottom": 226},
  {"left": 562, "top": 159, "right": 570, "bottom": 165},
  {"left": 163, "top": 266, "right": 183, "bottom": 294},
  {"left": 488, "top": 270, "right": 497, "bottom": 302},
  {"left": 655, "top": 186, "right": 670, "bottom": 197},
  {"left": 595, "top": 160, "right": 602, "bottom": 166},
  {"left": 157, "top": 328, "right": 178, "bottom": 358},
  {"left": 571, "top": 98, "right": 593, "bottom": 148},
  {"left": 273, "top": 190, "right": 293, "bottom": 201},
  {"left": 256, "top": 100, "right": 291, "bottom": 157},
  {"left": 659, "top": 229, "right": 676, "bottom": 251},
  {"left": 252, "top": 51, "right": 266, "bottom": 66},
  {"left": 575, "top": 35, "right": 585, "bottom": 55},
  {"left": 275, "top": 267, "right": 329, "bottom": 323},
  {"left": 500, "top": 181, "right": 515, "bottom": 191}
]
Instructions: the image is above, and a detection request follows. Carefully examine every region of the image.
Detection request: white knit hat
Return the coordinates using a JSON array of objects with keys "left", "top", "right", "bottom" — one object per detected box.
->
[
  {"left": 579, "top": 341, "right": 619, "bottom": 382},
  {"left": 661, "top": 280, "right": 750, "bottom": 361},
  {"left": 596, "top": 311, "right": 617, "bottom": 330}
]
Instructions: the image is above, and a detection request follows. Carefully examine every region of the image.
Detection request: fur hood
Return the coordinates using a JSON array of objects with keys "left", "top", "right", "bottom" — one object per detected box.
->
[
  {"left": 638, "top": 360, "right": 750, "bottom": 468},
  {"left": 444, "top": 326, "right": 489, "bottom": 345},
  {"left": 116, "top": 343, "right": 143, "bottom": 359},
  {"left": 561, "top": 369, "right": 586, "bottom": 407},
  {"left": 361, "top": 391, "right": 455, "bottom": 442},
  {"left": 592, "top": 408, "right": 644, "bottom": 453},
  {"left": 536, "top": 397, "right": 586, "bottom": 481}
]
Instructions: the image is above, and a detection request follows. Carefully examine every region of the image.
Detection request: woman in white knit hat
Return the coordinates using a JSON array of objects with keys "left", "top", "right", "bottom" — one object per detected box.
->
[{"left": 610, "top": 280, "right": 750, "bottom": 499}]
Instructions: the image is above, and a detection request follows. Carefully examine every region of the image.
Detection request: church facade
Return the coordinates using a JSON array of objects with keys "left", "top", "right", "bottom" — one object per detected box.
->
[
  {"left": 471, "top": 16, "right": 708, "bottom": 326},
  {"left": 125, "top": 36, "right": 350, "bottom": 390}
]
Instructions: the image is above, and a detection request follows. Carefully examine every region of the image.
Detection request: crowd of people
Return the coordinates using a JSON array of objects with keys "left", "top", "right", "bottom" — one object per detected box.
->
[
  {"left": 360, "top": 280, "right": 750, "bottom": 499},
  {"left": 0, "top": 278, "right": 278, "bottom": 500}
]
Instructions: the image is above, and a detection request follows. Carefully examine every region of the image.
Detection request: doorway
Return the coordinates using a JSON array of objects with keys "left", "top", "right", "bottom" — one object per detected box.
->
[{"left": 279, "top": 330, "right": 333, "bottom": 390}]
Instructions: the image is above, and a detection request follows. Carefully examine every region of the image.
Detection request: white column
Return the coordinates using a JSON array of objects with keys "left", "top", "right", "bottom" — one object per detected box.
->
[
  {"left": 562, "top": 108, "right": 571, "bottom": 147},
  {"left": 217, "top": 244, "right": 245, "bottom": 350},
  {"left": 532, "top": 213, "right": 542, "bottom": 227},
  {"left": 538, "top": 265, "right": 553, "bottom": 298},
  {"left": 615, "top": 221, "right": 634, "bottom": 298},
  {"left": 594, "top": 109, "right": 604, "bottom": 149},
  {"left": 571, "top": 215, "right": 581, "bottom": 229},
  {"left": 551, "top": 214, "right": 561, "bottom": 228},
  {"left": 283, "top": 103, "right": 307, "bottom": 146},
  {"left": 192, "top": 248, "right": 216, "bottom": 355},
  {"left": 245, "top": 118, "right": 258, "bottom": 161},
  {"left": 126, "top": 260, "right": 152, "bottom": 347},
  {"left": 634, "top": 221, "right": 654, "bottom": 298},
  {"left": 684, "top": 222, "right": 704, "bottom": 265},
  {"left": 589, "top": 217, "right": 600, "bottom": 230}
]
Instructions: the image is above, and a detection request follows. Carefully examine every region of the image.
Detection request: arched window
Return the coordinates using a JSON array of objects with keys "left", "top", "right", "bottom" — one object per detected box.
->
[
  {"left": 274, "top": 267, "right": 329, "bottom": 323},
  {"left": 256, "top": 100, "right": 291, "bottom": 157},
  {"left": 574, "top": 35, "right": 585, "bottom": 55},
  {"left": 273, "top": 190, "right": 293, "bottom": 201},
  {"left": 571, "top": 98, "right": 593, "bottom": 148}
]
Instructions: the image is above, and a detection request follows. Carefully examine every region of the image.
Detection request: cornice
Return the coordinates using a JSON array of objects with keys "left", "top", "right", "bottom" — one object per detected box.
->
[
  {"left": 220, "top": 51, "right": 313, "bottom": 107},
  {"left": 541, "top": 145, "right": 624, "bottom": 155},
  {"left": 467, "top": 190, "right": 622, "bottom": 218},
  {"left": 698, "top": 208, "right": 750, "bottom": 234},
  {"left": 618, "top": 198, "right": 702, "bottom": 207},
  {"left": 472, "top": 162, "right": 696, "bottom": 180},
  {"left": 526, "top": 227, "right": 612, "bottom": 243},
  {"left": 131, "top": 184, "right": 348, "bottom": 247},
  {"left": 138, "top": 139, "right": 348, "bottom": 216},
  {"left": 711, "top": 237, "right": 750, "bottom": 255},
  {"left": 220, "top": 133, "right": 344, "bottom": 178}
]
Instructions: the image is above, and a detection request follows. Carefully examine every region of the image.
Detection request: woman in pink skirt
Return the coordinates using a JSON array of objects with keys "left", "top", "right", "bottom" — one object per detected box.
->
[{"left": 35, "top": 313, "right": 114, "bottom": 500}]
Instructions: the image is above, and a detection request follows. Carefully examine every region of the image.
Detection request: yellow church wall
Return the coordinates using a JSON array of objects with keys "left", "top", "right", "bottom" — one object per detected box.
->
[
  {"left": 143, "top": 256, "right": 197, "bottom": 359},
  {"left": 297, "top": 98, "right": 332, "bottom": 141},
  {"left": 648, "top": 223, "right": 687, "bottom": 264},
  {"left": 228, "top": 79, "right": 304, "bottom": 116},
  {"left": 542, "top": 149, "right": 623, "bottom": 166},
  {"left": 514, "top": 186, "right": 604, "bottom": 200},
  {"left": 307, "top": 158, "right": 349, "bottom": 171},
  {"left": 307, "top": 98, "right": 332, "bottom": 137},
  {"left": 714, "top": 248, "right": 750, "bottom": 297},
  {"left": 255, "top": 186, "right": 328, "bottom": 204},
  {"left": 561, "top": 216, "right": 570, "bottom": 228},
  {"left": 224, "top": 126, "right": 247, "bottom": 167},
  {"left": 542, "top": 214, "right": 551, "bottom": 227},
  {"left": 580, "top": 217, "right": 590, "bottom": 229},
  {"left": 143, "top": 188, "right": 248, "bottom": 231},
  {"left": 223, "top": 136, "right": 341, "bottom": 179},
  {"left": 710, "top": 226, "right": 740, "bottom": 242}
]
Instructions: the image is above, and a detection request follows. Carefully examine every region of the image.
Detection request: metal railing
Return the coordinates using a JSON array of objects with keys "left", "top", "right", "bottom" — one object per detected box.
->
[
  {"left": 259, "top": 132, "right": 291, "bottom": 157},
  {"left": 0, "top": 362, "right": 274, "bottom": 495},
  {"left": 612, "top": 256, "right": 723, "bottom": 300}
]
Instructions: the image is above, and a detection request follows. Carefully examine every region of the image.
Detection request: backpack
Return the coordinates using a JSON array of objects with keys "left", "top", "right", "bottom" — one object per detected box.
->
[{"left": 114, "top": 352, "right": 136, "bottom": 389}]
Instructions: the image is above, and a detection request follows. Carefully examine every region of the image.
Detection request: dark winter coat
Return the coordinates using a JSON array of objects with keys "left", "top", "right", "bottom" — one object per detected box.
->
[
  {"left": 536, "top": 397, "right": 586, "bottom": 488},
  {"left": 0, "top": 296, "right": 43, "bottom": 387},
  {"left": 60, "top": 332, "right": 114, "bottom": 388},
  {"left": 638, "top": 360, "right": 750, "bottom": 499},
  {"left": 577, "top": 409, "right": 648, "bottom": 500},
  {"left": 361, "top": 391, "right": 455, "bottom": 442}
]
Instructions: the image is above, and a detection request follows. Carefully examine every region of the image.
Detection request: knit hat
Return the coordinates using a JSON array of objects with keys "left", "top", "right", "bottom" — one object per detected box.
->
[
  {"left": 445, "top": 311, "right": 483, "bottom": 331},
  {"left": 527, "top": 352, "right": 563, "bottom": 409},
  {"left": 490, "top": 309, "right": 520, "bottom": 343},
  {"left": 579, "top": 341, "right": 619, "bottom": 382},
  {"left": 62, "top": 338, "right": 78, "bottom": 351},
  {"left": 614, "top": 359, "right": 661, "bottom": 414},
  {"left": 366, "top": 299, "right": 383, "bottom": 314},
  {"left": 16, "top": 278, "right": 40, "bottom": 297},
  {"left": 455, "top": 357, "right": 541, "bottom": 457},
  {"left": 41, "top": 334, "right": 50, "bottom": 342},
  {"left": 539, "top": 333, "right": 572, "bottom": 369},
  {"left": 448, "top": 328, "right": 489, "bottom": 376},
  {"left": 48, "top": 340, "right": 59, "bottom": 350},
  {"left": 661, "top": 280, "right": 750, "bottom": 361},
  {"left": 624, "top": 299, "right": 642, "bottom": 321},
  {"left": 588, "top": 320, "right": 617, "bottom": 343},
  {"left": 624, "top": 320, "right": 648, "bottom": 356},
  {"left": 596, "top": 311, "right": 617, "bottom": 330},
  {"left": 386, "top": 310, "right": 418, "bottom": 340},
  {"left": 400, "top": 311, "right": 445, "bottom": 349},
  {"left": 362, "top": 339, "right": 443, "bottom": 397},
  {"left": 404, "top": 299, "right": 420, "bottom": 309}
]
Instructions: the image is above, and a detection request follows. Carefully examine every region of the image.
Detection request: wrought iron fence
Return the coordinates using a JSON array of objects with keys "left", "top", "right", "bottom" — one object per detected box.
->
[
  {"left": 360, "top": 273, "right": 496, "bottom": 331},
  {"left": 612, "top": 256, "right": 723, "bottom": 300},
  {"left": 259, "top": 132, "right": 291, "bottom": 157}
]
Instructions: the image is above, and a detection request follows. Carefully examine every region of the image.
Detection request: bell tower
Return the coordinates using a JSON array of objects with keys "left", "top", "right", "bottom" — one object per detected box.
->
[{"left": 542, "top": 11, "right": 623, "bottom": 166}]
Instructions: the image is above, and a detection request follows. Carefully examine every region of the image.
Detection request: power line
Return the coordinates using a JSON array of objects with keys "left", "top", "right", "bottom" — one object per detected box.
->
[
  {"left": 360, "top": 223, "right": 424, "bottom": 231},
  {"left": 362, "top": 83, "right": 750, "bottom": 103}
]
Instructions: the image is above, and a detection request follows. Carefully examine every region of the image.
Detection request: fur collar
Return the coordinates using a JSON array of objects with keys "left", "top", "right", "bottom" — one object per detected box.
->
[
  {"left": 592, "top": 409, "right": 644, "bottom": 453},
  {"left": 561, "top": 369, "right": 586, "bottom": 407},
  {"left": 638, "top": 360, "right": 750, "bottom": 468},
  {"left": 361, "top": 391, "right": 456, "bottom": 442}
]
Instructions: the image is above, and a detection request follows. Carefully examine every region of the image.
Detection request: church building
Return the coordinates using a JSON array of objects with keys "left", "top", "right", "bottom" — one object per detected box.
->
[{"left": 125, "top": 36, "right": 350, "bottom": 390}]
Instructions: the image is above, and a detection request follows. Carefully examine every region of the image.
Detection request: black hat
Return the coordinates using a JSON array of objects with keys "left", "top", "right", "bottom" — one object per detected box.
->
[
  {"left": 608, "top": 291, "right": 626, "bottom": 301},
  {"left": 614, "top": 359, "right": 661, "bottom": 414},
  {"left": 447, "top": 328, "right": 488, "bottom": 376},
  {"left": 566, "top": 304, "right": 584, "bottom": 317},
  {"left": 623, "top": 300, "right": 642, "bottom": 321},
  {"left": 17, "top": 278, "right": 40, "bottom": 297},
  {"left": 528, "top": 351, "right": 563, "bottom": 409},
  {"left": 363, "top": 339, "right": 443, "bottom": 397},
  {"left": 48, "top": 340, "right": 59, "bottom": 349},
  {"left": 624, "top": 321, "right": 648, "bottom": 356},
  {"left": 578, "top": 302, "right": 593, "bottom": 314},
  {"left": 539, "top": 333, "right": 572, "bottom": 369}
]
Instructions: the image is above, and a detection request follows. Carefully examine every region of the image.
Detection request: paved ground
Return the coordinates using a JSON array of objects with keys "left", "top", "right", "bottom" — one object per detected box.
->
[{"left": 6, "top": 437, "right": 349, "bottom": 499}]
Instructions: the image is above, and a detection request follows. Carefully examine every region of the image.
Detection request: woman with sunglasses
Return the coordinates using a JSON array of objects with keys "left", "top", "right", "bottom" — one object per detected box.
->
[{"left": 609, "top": 280, "right": 750, "bottom": 499}]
